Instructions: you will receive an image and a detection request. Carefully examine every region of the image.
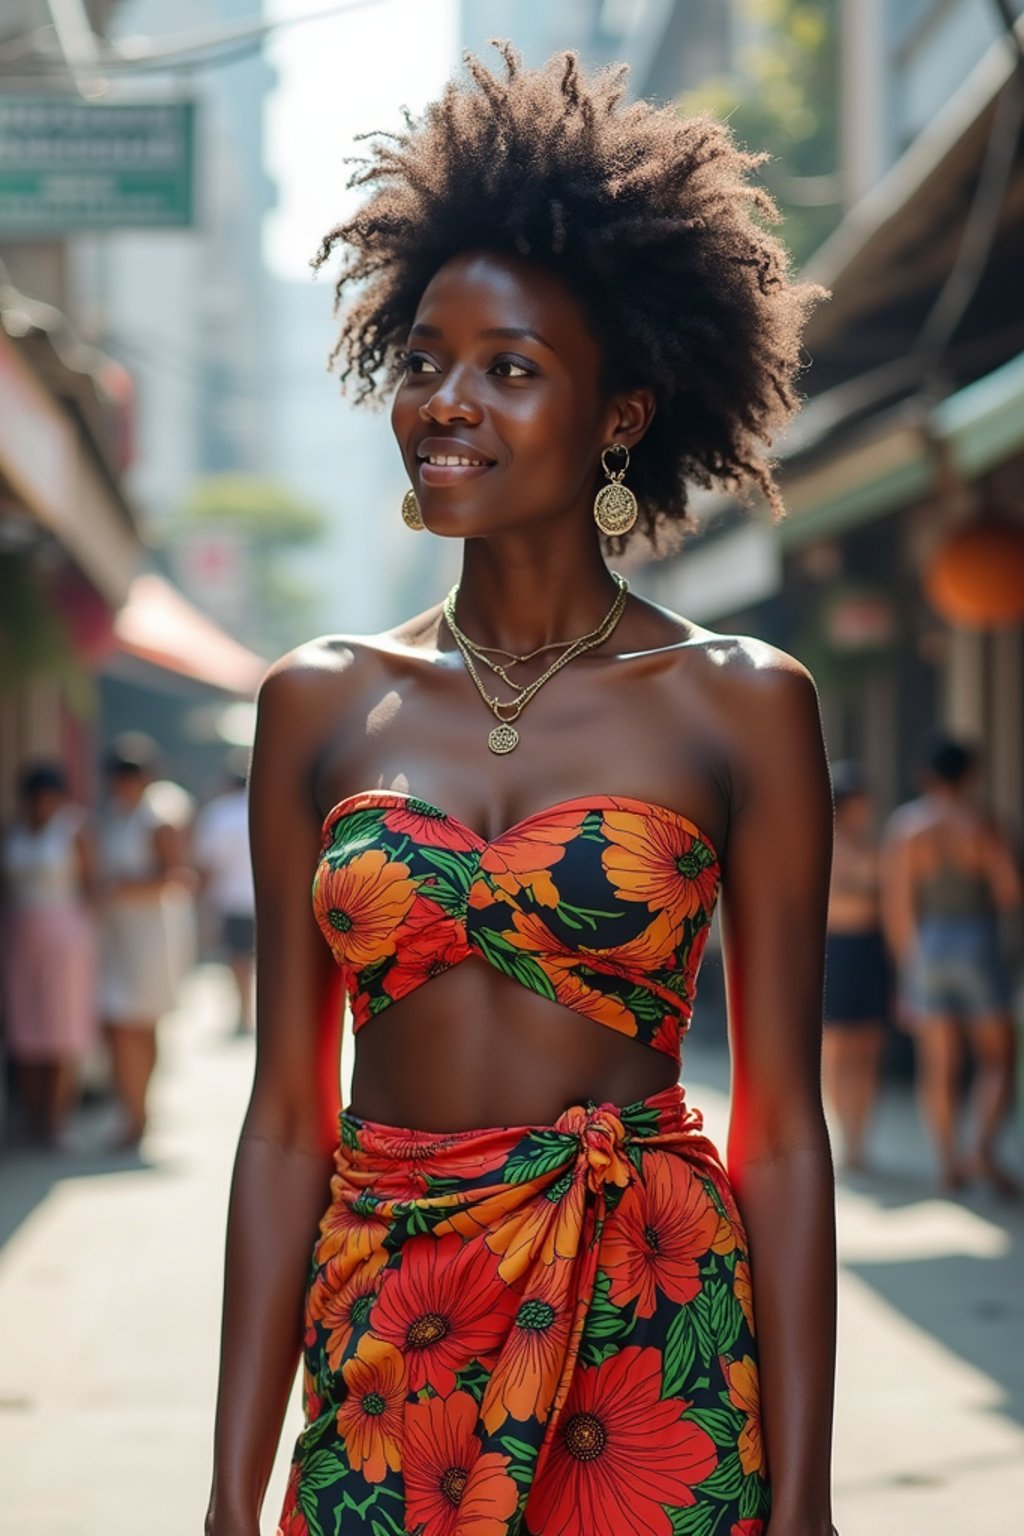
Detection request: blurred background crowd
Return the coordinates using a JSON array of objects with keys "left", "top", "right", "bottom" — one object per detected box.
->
[{"left": 0, "top": 2, "right": 1023, "bottom": 1530}]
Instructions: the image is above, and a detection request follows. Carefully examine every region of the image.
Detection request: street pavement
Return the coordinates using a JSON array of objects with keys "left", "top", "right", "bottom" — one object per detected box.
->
[{"left": 1, "top": 965, "right": 1022, "bottom": 1535}]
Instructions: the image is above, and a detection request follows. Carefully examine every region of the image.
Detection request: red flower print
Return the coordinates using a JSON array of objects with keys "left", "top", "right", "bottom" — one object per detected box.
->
[
  {"left": 474, "top": 807, "right": 587, "bottom": 908},
  {"left": 300, "top": 1363, "right": 322, "bottom": 1423},
  {"left": 335, "top": 1335, "right": 406, "bottom": 1483},
  {"left": 309, "top": 1254, "right": 386, "bottom": 1370},
  {"left": 601, "top": 810, "right": 719, "bottom": 929},
  {"left": 723, "top": 1355, "right": 765, "bottom": 1478},
  {"left": 381, "top": 895, "right": 469, "bottom": 1003},
  {"left": 371, "top": 1234, "right": 517, "bottom": 1395},
  {"left": 481, "top": 1257, "right": 574, "bottom": 1432},
  {"left": 275, "top": 1460, "right": 309, "bottom": 1536},
  {"left": 404, "top": 1390, "right": 519, "bottom": 1536},
  {"left": 526, "top": 1346, "right": 718, "bottom": 1536},
  {"left": 604, "top": 1158, "right": 719, "bottom": 1318},
  {"left": 383, "top": 799, "right": 478, "bottom": 850},
  {"left": 730, "top": 1523, "right": 765, "bottom": 1536},
  {"left": 734, "top": 1258, "right": 755, "bottom": 1336},
  {"left": 313, "top": 848, "right": 416, "bottom": 968}
]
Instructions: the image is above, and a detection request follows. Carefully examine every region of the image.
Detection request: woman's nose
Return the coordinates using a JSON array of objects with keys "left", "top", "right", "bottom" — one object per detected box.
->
[{"left": 419, "top": 368, "right": 483, "bottom": 424}]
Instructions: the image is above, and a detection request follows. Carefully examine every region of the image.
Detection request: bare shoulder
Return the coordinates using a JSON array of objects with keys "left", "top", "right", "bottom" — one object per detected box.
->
[{"left": 259, "top": 607, "right": 443, "bottom": 710}]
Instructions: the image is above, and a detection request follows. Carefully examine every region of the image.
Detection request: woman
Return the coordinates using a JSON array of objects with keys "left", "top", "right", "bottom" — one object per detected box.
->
[
  {"left": 821, "top": 764, "right": 888, "bottom": 1173},
  {"left": 98, "top": 733, "right": 188, "bottom": 1148},
  {"left": 207, "top": 49, "right": 836, "bottom": 1536},
  {"left": 884, "top": 735, "right": 1022, "bottom": 1193},
  {"left": 1, "top": 762, "right": 96, "bottom": 1145}
]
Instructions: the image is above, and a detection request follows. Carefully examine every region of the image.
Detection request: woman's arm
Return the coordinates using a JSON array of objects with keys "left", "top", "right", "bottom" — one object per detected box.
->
[
  {"left": 718, "top": 654, "right": 836, "bottom": 1536},
  {"left": 206, "top": 657, "right": 347, "bottom": 1536}
]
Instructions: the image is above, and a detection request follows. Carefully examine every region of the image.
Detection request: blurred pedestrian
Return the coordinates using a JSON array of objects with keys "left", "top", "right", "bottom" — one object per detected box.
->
[
  {"left": 883, "top": 735, "right": 1022, "bottom": 1193},
  {"left": 97, "top": 733, "right": 189, "bottom": 1148},
  {"left": 0, "top": 763, "right": 96, "bottom": 1146},
  {"left": 822, "top": 762, "right": 888, "bottom": 1173},
  {"left": 192, "top": 753, "right": 254, "bottom": 1034}
]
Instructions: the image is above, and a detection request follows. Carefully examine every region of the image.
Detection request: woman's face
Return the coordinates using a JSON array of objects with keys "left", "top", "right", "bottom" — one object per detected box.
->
[{"left": 391, "top": 250, "right": 643, "bottom": 541}]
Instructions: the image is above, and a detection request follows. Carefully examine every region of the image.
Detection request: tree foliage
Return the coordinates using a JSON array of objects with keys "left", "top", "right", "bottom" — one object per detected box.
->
[{"left": 678, "top": 0, "right": 841, "bottom": 265}]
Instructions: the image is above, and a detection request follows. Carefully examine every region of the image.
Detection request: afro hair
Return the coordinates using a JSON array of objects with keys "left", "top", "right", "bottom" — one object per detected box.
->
[{"left": 314, "top": 42, "right": 824, "bottom": 547}]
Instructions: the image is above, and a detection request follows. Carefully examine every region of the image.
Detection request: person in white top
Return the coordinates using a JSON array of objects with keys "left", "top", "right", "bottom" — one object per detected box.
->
[
  {"left": 97, "top": 733, "right": 191, "bottom": 1148},
  {"left": 193, "top": 756, "right": 255, "bottom": 1034},
  {"left": 1, "top": 762, "right": 97, "bottom": 1144}
]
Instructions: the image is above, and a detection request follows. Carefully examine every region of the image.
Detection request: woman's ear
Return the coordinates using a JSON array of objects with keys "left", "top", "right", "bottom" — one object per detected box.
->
[{"left": 605, "top": 387, "right": 656, "bottom": 449}]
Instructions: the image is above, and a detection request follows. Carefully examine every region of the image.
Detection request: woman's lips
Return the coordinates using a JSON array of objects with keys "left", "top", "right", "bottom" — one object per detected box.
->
[{"left": 417, "top": 458, "right": 495, "bottom": 487}]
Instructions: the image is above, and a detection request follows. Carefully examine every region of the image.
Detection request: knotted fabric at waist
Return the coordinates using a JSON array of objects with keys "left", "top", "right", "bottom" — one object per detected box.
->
[{"left": 327, "top": 1081, "right": 742, "bottom": 1264}]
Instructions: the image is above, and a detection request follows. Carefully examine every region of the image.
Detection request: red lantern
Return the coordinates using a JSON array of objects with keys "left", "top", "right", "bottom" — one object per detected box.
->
[{"left": 924, "top": 520, "right": 1024, "bottom": 629}]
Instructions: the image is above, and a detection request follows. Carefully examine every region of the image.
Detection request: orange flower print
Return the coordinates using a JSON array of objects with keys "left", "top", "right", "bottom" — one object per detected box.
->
[
  {"left": 474, "top": 807, "right": 587, "bottom": 908},
  {"left": 275, "top": 1460, "right": 309, "bottom": 1536},
  {"left": 404, "top": 1390, "right": 519, "bottom": 1536},
  {"left": 314, "top": 1189, "right": 390, "bottom": 1269},
  {"left": 604, "top": 1159, "right": 720, "bottom": 1318},
  {"left": 309, "top": 1254, "right": 386, "bottom": 1370},
  {"left": 481, "top": 1259, "right": 574, "bottom": 1432},
  {"left": 382, "top": 798, "right": 478, "bottom": 850},
  {"left": 723, "top": 1355, "right": 765, "bottom": 1478},
  {"left": 601, "top": 809, "right": 719, "bottom": 928},
  {"left": 382, "top": 895, "right": 469, "bottom": 1003},
  {"left": 335, "top": 1336, "right": 406, "bottom": 1483},
  {"left": 505, "top": 911, "right": 637, "bottom": 1039},
  {"left": 313, "top": 848, "right": 416, "bottom": 968},
  {"left": 482, "top": 1163, "right": 587, "bottom": 1285},
  {"left": 734, "top": 1258, "right": 755, "bottom": 1336},
  {"left": 371, "top": 1234, "right": 518, "bottom": 1395},
  {"left": 526, "top": 1346, "right": 718, "bottom": 1536}
]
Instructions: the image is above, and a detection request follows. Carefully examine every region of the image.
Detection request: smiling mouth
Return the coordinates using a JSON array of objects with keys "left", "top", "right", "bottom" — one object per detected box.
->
[{"left": 417, "top": 452, "right": 492, "bottom": 467}]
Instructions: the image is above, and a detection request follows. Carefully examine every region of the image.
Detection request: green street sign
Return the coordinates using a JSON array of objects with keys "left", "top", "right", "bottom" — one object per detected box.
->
[{"left": 0, "top": 97, "right": 195, "bottom": 234}]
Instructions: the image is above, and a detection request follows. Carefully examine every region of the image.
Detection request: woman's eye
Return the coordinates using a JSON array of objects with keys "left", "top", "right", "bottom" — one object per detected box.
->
[
  {"left": 402, "top": 352, "right": 441, "bottom": 376},
  {"left": 491, "top": 357, "right": 535, "bottom": 379}
]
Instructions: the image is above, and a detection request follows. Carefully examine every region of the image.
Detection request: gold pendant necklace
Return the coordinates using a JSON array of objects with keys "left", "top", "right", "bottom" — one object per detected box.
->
[{"left": 442, "top": 575, "right": 628, "bottom": 752}]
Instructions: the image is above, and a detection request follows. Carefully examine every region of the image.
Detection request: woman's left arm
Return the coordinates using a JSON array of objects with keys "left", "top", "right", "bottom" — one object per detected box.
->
[{"left": 717, "top": 653, "right": 836, "bottom": 1536}]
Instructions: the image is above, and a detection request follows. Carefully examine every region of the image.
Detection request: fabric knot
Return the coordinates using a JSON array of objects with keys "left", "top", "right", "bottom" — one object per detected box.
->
[{"left": 556, "top": 1101, "right": 634, "bottom": 1194}]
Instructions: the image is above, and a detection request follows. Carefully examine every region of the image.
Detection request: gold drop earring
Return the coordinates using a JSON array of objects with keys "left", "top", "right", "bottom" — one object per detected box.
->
[
  {"left": 401, "top": 488, "right": 424, "bottom": 530},
  {"left": 593, "top": 444, "right": 638, "bottom": 537}
]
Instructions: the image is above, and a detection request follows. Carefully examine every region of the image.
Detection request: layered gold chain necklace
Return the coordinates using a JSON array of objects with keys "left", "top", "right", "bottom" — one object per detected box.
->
[{"left": 442, "top": 574, "right": 629, "bottom": 753}]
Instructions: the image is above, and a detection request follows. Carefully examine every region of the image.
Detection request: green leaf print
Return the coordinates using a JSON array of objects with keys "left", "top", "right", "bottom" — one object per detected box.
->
[
  {"left": 707, "top": 1277, "right": 744, "bottom": 1354},
  {"left": 503, "top": 1130, "right": 574, "bottom": 1185},
  {"left": 739, "top": 1472, "right": 770, "bottom": 1521},
  {"left": 301, "top": 1450, "right": 349, "bottom": 1492},
  {"left": 622, "top": 984, "right": 669, "bottom": 1023},
  {"left": 419, "top": 845, "right": 476, "bottom": 896},
  {"left": 369, "top": 1512, "right": 407, "bottom": 1536},
  {"left": 662, "top": 1306, "right": 698, "bottom": 1399},
  {"left": 689, "top": 1290, "right": 716, "bottom": 1362},
  {"left": 298, "top": 1485, "right": 327, "bottom": 1536},
  {"left": 582, "top": 1270, "right": 635, "bottom": 1345},
  {"left": 498, "top": 1433, "right": 540, "bottom": 1487},
  {"left": 619, "top": 1101, "right": 662, "bottom": 1138},
  {"left": 324, "top": 809, "right": 382, "bottom": 860},
  {"left": 475, "top": 930, "right": 558, "bottom": 1001},
  {"left": 699, "top": 1450, "right": 745, "bottom": 1502},
  {"left": 685, "top": 1406, "right": 747, "bottom": 1447},
  {"left": 665, "top": 1504, "right": 716, "bottom": 1536},
  {"left": 553, "top": 899, "right": 623, "bottom": 932},
  {"left": 454, "top": 1359, "right": 492, "bottom": 1402}
]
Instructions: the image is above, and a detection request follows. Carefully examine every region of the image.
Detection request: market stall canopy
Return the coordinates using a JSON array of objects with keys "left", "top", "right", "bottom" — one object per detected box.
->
[{"left": 113, "top": 572, "right": 265, "bottom": 696}]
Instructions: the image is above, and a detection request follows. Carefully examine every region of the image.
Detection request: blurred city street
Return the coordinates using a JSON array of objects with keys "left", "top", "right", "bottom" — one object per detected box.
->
[{"left": 0, "top": 963, "right": 1022, "bottom": 1536}]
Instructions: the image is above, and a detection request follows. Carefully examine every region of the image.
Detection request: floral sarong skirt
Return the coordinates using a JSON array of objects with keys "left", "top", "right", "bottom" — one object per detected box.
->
[{"left": 277, "top": 1083, "right": 768, "bottom": 1536}]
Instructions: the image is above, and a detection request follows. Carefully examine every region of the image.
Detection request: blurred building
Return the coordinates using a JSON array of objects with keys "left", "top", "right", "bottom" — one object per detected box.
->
[
  {"left": 642, "top": 0, "right": 1024, "bottom": 836},
  {"left": 0, "top": 0, "right": 267, "bottom": 815}
]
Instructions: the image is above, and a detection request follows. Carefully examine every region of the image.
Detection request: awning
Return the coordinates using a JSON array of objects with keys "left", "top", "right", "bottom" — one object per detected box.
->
[{"left": 112, "top": 572, "right": 266, "bottom": 696}]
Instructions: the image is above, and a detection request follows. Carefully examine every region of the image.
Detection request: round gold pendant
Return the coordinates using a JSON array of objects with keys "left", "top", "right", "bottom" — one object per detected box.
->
[
  {"left": 594, "top": 481, "right": 638, "bottom": 537},
  {"left": 488, "top": 724, "right": 519, "bottom": 754}
]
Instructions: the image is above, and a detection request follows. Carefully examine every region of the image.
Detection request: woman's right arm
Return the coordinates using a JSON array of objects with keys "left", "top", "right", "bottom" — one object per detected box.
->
[{"left": 206, "top": 657, "right": 347, "bottom": 1536}]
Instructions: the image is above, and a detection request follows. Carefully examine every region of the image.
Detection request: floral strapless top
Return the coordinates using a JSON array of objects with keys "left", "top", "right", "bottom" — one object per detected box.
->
[{"left": 313, "top": 791, "right": 721, "bottom": 1064}]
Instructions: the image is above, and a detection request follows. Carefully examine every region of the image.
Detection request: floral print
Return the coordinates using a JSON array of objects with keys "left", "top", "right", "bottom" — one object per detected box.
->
[
  {"left": 280, "top": 791, "right": 768, "bottom": 1535},
  {"left": 313, "top": 792, "right": 721, "bottom": 1061},
  {"left": 277, "top": 1085, "right": 769, "bottom": 1536}
]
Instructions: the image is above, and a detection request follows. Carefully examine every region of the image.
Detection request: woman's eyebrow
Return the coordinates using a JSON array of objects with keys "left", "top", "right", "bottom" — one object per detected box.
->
[{"left": 407, "top": 322, "right": 554, "bottom": 351}]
